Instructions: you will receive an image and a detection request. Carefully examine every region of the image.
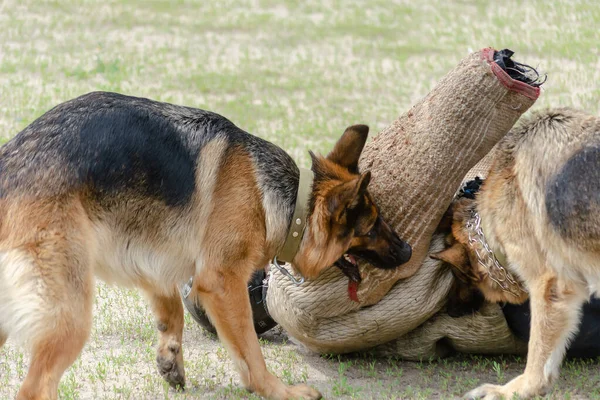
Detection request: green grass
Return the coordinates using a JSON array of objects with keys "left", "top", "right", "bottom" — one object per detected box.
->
[{"left": 1, "top": 0, "right": 600, "bottom": 398}]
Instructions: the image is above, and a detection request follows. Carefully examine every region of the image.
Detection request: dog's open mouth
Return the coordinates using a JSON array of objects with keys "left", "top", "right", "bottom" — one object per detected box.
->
[{"left": 335, "top": 253, "right": 362, "bottom": 283}]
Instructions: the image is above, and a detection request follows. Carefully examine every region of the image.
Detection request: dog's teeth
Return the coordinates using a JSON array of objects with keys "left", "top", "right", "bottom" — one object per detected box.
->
[{"left": 344, "top": 254, "right": 351, "bottom": 262}]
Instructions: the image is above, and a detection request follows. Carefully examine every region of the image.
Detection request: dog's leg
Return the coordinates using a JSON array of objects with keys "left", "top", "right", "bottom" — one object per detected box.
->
[
  {"left": 18, "top": 321, "right": 91, "bottom": 400},
  {"left": 195, "top": 269, "right": 322, "bottom": 400},
  {"left": 144, "top": 287, "right": 186, "bottom": 390},
  {"left": 16, "top": 260, "right": 93, "bottom": 399},
  {"left": 465, "top": 274, "right": 587, "bottom": 400},
  {"left": 0, "top": 329, "right": 6, "bottom": 349},
  {"left": 10, "top": 200, "right": 95, "bottom": 400}
]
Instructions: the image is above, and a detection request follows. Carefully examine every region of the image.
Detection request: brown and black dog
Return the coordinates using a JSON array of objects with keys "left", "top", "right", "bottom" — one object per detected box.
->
[
  {"left": 433, "top": 108, "right": 600, "bottom": 399},
  {"left": 0, "top": 92, "right": 411, "bottom": 400}
]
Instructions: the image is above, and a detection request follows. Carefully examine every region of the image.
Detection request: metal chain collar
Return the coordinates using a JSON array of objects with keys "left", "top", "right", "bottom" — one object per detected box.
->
[{"left": 466, "top": 210, "right": 526, "bottom": 298}]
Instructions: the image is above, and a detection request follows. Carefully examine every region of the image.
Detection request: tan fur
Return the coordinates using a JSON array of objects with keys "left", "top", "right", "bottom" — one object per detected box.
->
[
  {"left": 433, "top": 198, "right": 529, "bottom": 305},
  {"left": 1, "top": 119, "right": 406, "bottom": 399},
  {"left": 439, "top": 108, "right": 600, "bottom": 399},
  {"left": 0, "top": 195, "right": 95, "bottom": 400},
  {"left": 143, "top": 288, "right": 186, "bottom": 388}
]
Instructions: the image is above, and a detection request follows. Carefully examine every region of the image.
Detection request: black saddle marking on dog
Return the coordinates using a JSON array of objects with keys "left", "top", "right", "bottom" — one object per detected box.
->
[
  {"left": 0, "top": 92, "right": 241, "bottom": 206},
  {"left": 0, "top": 91, "right": 299, "bottom": 218},
  {"left": 74, "top": 101, "right": 201, "bottom": 206},
  {"left": 546, "top": 146, "right": 600, "bottom": 244}
]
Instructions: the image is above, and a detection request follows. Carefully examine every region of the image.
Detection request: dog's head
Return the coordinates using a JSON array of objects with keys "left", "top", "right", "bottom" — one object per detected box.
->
[
  {"left": 431, "top": 197, "right": 528, "bottom": 315},
  {"left": 293, "top": 124, "right": 412, "bottom": 281}
]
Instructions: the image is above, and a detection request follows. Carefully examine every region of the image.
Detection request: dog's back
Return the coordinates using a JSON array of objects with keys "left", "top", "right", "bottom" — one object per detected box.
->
[
  {"left": 479, "top": 108, "right": 600, "bottom": 293},
  {"left": 0, "top": 91, "right": 296, "bottom": 206},
  {"left": 0, "top": 91, "right": 217, "bottom": 203},
  {"left": 546, "top": 144, "right": 600, "bottom": 253}
]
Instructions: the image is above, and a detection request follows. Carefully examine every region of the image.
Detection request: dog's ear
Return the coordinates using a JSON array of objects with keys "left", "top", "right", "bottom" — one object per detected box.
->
[
  {"left": 329, "top": 172, "right": 371, "bottom": 224},
  {"left": 348, "top": 171, "right": 371, "bottom": 210},
  {"left": 327, "top": 125, "right": 369, "bottom": 173},
  {"left": 431, "top": 242, "right": 468, "bottom": 268},
  {"left": 308, "top": 150, "right": 323, "bottom": 175},
  {"left": 431, "top": 242, "right": 477, "bottom": 283}
]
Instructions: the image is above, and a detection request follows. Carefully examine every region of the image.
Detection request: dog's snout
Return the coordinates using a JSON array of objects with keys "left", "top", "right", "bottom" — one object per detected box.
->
[
  {"left": 389, "top": 231, "right": 412, "bottom": 265},
  {"left": 351, "top": 218, "right": 412, "bottom": 270},
  {"left": 392, "top": 239, "right": 411, "bottom": 264},
  {"left": 393, "top": 235, "right": 404, "bottom": 247},
  {"left": 400, "top": 240, "right": 412, "bottom": 262}
]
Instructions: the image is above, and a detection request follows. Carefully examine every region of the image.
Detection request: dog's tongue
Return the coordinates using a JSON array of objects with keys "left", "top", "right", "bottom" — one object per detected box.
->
[
  {"left": 348, "top": 280, "right": 359, "bottom": 303},
  {"left": 347, "top": 255, "right": 361, "bottom": 302}
]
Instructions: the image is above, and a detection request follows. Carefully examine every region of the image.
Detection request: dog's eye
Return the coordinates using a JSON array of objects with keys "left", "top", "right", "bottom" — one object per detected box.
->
[{"left": 366, "top": 228, "right": 376, "bottom": 238}]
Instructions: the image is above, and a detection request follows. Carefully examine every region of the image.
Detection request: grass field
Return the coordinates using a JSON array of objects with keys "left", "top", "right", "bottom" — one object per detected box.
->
[{"left": 1, "top": 0, "right": 600, "bottom": 399}]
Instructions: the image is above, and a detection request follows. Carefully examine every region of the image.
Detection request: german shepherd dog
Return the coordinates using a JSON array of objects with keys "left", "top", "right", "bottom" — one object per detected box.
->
[
  {"left": 0, "top": 92, "right": 412, "bottom": 400},
  {"left": 433, "top": 108, "right": 600, "bottom": 399}
]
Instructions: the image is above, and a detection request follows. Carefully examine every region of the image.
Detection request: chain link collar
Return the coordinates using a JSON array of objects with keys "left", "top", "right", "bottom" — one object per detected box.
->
[{"left": 466, "top": 210, "right": 527, "bottom": 298}]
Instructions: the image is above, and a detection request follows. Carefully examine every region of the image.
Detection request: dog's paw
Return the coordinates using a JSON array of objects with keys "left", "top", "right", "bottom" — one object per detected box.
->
[
  {"left": 156, "top": 342, "right": 185, "bottom": 390},
  {"left": 464, "top": 375, "right": 546, "bottom": 400},
  {"left": 464, "top": 384, "right": 505, "bottom": 399},
  {"left": 284, "top": 383, "right": 322, "bottom": 400}
]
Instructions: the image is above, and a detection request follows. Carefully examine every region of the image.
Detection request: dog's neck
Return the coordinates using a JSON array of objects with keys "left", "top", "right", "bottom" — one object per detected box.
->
[
  {"left": 458, "top": 178, "right": 526, "bottom": 297},
  {"left": 465, "top": 210, "right": 506, "bottom": 267},
  {"left": 465, "top": 202, "right": 526, "bottom": 299},
  {"left": 271, "top": 168, "right": 314, "bottom": 283}
]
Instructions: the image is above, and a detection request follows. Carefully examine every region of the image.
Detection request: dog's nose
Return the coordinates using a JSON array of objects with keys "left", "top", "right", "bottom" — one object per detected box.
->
[{"left": 395, "top": 240, "right": 412, "bottom": 264}]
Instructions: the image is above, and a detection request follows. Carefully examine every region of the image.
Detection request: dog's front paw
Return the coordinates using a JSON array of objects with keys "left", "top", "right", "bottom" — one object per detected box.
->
[
  {"left": 284, "top": 383, "right": 322, "bottom": 400},
  {"left": 464, "top": 384, "right": 506, "bottom": 400},
  {"left": 465, "top": 374, "right": 546, "bottom": 400},
  {"left": 156, "top": 341, "right": 185, "bottom": 390}
]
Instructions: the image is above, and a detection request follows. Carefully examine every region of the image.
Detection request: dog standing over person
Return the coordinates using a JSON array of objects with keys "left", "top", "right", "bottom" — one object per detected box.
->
[
  {"left": 432, "top": 108, "right": 600, "bottom": 399},
  {"left": 0, "top": 92, "right": 412, "bottom": 400}
]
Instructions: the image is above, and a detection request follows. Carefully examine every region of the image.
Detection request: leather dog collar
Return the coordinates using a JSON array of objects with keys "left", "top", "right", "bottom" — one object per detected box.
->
[{"left": 271, "top": 167, "right": 314, "bottom": 284}]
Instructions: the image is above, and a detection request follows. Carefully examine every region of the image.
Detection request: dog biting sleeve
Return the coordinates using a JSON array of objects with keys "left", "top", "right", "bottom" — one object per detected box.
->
[{"left": 267, "top": 48, "right": 541, "bottom": 354}]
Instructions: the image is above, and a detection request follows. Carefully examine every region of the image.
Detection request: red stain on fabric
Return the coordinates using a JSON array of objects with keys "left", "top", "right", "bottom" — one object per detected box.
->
[{"left": 348, "top": 281, "right": 359, "bottom": 302}]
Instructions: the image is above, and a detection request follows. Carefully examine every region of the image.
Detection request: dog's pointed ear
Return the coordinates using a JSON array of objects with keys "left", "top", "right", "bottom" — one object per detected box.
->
[
  {"left": 431, "top": 242, "right": 476, "bottom": 282},
  {"left": 309, "top": 149, "right": 325, "bottom": 177},
  {"left": 431, "top": 243, "right": 467, "bottom": 268},
  {"left": 330, "top": 172, "right": 371, "bottom": 224},
  {"left": 348, "top": 171, "right": 371, "bottom": 210},
  {"left": 327, "top": 125, "right": 369, "bottom": 173}
]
